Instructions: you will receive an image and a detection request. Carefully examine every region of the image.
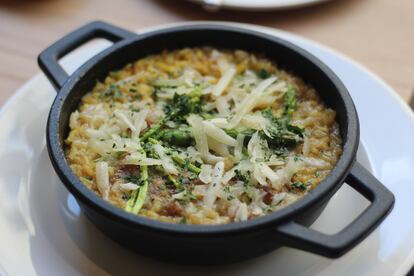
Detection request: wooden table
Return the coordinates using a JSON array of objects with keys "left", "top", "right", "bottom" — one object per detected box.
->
[
  {"left": 0, "top": 1, "right": 413, "bottom": 274},
  {"left": 0, "top": 0, "right": 413, "bottom": 106}
]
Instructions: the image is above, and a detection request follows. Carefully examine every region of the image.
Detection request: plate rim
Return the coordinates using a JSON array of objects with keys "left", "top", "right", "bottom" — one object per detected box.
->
[{"left": 187, "top": 0, "right": 331, "bottom": 11}]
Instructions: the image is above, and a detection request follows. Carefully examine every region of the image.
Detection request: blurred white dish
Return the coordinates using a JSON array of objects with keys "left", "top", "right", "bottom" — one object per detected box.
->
[
  {"left": 0, "top": 22, "right": 413, "bottom": 275},
  {"left": 188, "top": 0, "right": 330, "bottom": 11}
]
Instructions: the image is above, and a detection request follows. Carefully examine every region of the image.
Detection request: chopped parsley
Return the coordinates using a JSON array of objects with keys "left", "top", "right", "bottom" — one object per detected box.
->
[
  {"left": 122, "top": 194, "right": 131, "bottom": 201},
  {"left": 164, "top": 92, "right": 202, "bottom": 123},
  {"left": 114, "top": 90, "right": 123, "bottom": 100},
  {"left": 175, "top": 186, "right": 197, "bottom": 205},
  {"left": 261, "top": 108, "right": 304, "bottom": 148},
  {"left": 123, "top": 175, "right": 141, "bottom": 185},
  {"left": 223, "top": 185, "right": 235, "bottom": 201},
  {"left": 283, "top": 85, "right": 297, "bottom": 118},
  {"left": 257, "top": 69, "right": 271, "bottom": 79},
  {"left": 290, "top": 181, "right": 310, "bottom": 191},
  {"left": 234, "top": 169, "right": 251, "bottom": 183},
  {"left": 293, "top": 155, "right": 303, "bottom": 162}
]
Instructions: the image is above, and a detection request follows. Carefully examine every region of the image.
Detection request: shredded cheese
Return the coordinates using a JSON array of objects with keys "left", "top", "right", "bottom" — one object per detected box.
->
[
  {"left": 241, "top": 113, "right": 268, "bottom": 130},
  {"left": 226, "top": 77, "right": 277, "bottom": 129},
  {"left": 199, "top": 164, "right": 213, "bottom": 184},
  {"left": 188, "top": 114, "right": 210, "bottom": 160},
  {"left": 207, "top": 137, "right": 230, "bottom": 157},
  {"left": 120, "top": 182, "right": 139, "bottom": 191},
  {"left": 234, "top": 134, "right": 245, "bottom": 161},
  {"left": 96, "top": 162, "right": 110, "bottom": 200},
  {"left": 154, "top": 144, "right": 178, "bottom": 175},
  {"left": 212, "top": 66, "right": 236, "bottom": 97},
  {"left": 271, "top": 158, "right": 303, "bottom": 190},
  {"left": 132, "top": 109, "right": 149, "bottom": 139},
  {"left": 216, "top": 96, "right": 231, "bottom": 117},
  {"left": 210, "top": 118, "right": 228, "bottom": 128},
  {"left": 114, "top": 110, "right": 136, "bottom": 132},
  {"left": 204, "top": 161, "right": 225, "bottom": 208},
  {"left": 188, "top": 115, "right": 223, "bottom": 164},
  {"left": 234, "top": 202, "right": 248, "bottom": 221},
  {"left": 203, "top": 120, "right": 237, "bottom": 147},
  {"left": 122, "top": 153, "right": 163, "bottom": 166}
]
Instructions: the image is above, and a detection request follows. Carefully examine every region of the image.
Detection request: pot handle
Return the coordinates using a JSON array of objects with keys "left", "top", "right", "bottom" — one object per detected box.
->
[
  {"left": 38, "top": 21, "right": 137, "bottom": 90},
  {"left": 274, "top": 162, "right": 394, "bottom": 258}
]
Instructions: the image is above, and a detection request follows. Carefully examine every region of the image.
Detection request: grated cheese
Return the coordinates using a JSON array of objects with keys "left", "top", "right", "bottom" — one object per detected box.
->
[
  {"left": 120, "top": 182, "right": 139, "bottom": 191},
  {"left": 96, "top": 162, "right": 110, "bottom": 200},
  {"left": 154, "top": 144, "right": 178, "bottom": 175},
  {"left": 204, "top": 161, "right": 225, "bottom": 208},
  {"left": 212, "top": 66, "right": 236, "bottom": 97},
  {"left": 203, "top": 120, "right": 237, "bottom": 147},
  {"left": 226, "top": 77, "right": 277, "bottom": 129}
]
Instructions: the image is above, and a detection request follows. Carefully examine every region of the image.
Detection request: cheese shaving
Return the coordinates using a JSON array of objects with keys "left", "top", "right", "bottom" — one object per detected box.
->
[
  {"left": 96, "top": 162, "right": 110, "bottom": 200},
  {"left": 212, "top": 66, "right": 236, "bottom": 97},
  {"left": 154, "top": 144, "right": 178, "bottom": 175},
  {"left": 204, "top": 161, "right": 225, "bottom": 208},
  {"left": 226, "top": 77, "right": 277, "bottom": 129},
  {"left": 203, "top": 120, "right": 237, "bottom": 147}
]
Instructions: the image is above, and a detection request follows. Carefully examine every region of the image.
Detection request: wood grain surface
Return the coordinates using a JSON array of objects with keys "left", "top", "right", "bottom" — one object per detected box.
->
[{"left": 0, "top": 0, "right": 412, "bottom": 106}]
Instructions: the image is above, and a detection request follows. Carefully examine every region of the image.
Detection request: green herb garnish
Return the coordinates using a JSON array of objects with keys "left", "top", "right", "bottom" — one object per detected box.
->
[
  {"left": 290, "top": 181, "right": 309, "bottom": 191},
  {"left": 235, "top": 169, "right": 251, "bottom": 183},
  {"left": 257, "top": 69, "right": 271, "bottom": 79},
  {"left": 125, "top": 149, "right": 149, "bottom": 214},
  {"left": 284, "top": 85, "right": 297, "bottom": 118},
  {"left": 147, "top": 138, "right": 201, "bottom": 174}
]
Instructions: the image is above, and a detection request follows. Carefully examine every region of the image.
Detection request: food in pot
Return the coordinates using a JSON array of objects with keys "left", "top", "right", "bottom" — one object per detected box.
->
[{"left": 65, "top": 47, "right": 342, "bottom": 224}]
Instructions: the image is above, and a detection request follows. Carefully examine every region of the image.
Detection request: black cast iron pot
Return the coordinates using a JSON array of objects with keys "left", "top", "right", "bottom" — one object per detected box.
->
[{"left": 38, "top": 21, "right": 394, "bottom": 264}]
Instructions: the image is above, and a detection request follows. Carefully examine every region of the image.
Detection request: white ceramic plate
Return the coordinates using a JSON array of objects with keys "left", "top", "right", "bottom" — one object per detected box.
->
[
  {"left": 188, "top": 0, "right": 330, "bottom": 11},
  {"left": 0, "top": 22, "right": 413, "bottom": 276}
]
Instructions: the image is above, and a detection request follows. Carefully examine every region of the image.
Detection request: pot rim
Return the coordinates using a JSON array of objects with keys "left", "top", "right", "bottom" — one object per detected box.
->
[{"left": 46, "top": 23, "right": 359, "bottom": 236}]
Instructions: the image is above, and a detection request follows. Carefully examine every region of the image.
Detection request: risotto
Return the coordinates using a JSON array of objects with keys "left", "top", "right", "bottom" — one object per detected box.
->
[{"left": 65, "top": 47, "right": 342, "bottom": 224}]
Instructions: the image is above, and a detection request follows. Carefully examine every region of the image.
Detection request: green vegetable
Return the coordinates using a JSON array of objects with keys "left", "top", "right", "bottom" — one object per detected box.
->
[
  {"left": 261, "top": 108, "right": 304, "bottom": 148},
  {"left": 234, "top": 169, "right": 251, "bottom": 183},
  {"left": 140, "top": 119, "right": 166, "bottom": 141},
  {"left": 293, "top": 155, "right": 303, "bottom": 162},
  {"left": 142, "top": 90, "right": 202, "bottom": 141},
  {"left": 290, "top": 181, "right": 309, "bottom": 191},
  {"left": 225, "top": 127, "right": 255, "bottom": 148},
  {"left": 257, "top": 69, "right": 271, "bottom": 79},
  {"left": 171, "top": 155, "right": 201, "bottom": 174},
  {"left": 225, "top": 127, "right": 255, "bottom": 139},
  {"left": 284, "top": 85, "right": 297, "bottom": 118},
  {"left": 125, "top": 149, "right": 149, "bottom": 214},
  {"left": 224, "top": 128, "right": 239, "bottom": 139},
  {"left": 164, "top": 90, "right": 202, "bottom": 123},
  {"left": 175, "top": 185, "right": 197, "bottom": 204},
  {"left": 167, "top": 174, "right": 182, "bottom": 189},
  {"left": 157, "top": 128, "right": 193, "bottom": 147}
]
